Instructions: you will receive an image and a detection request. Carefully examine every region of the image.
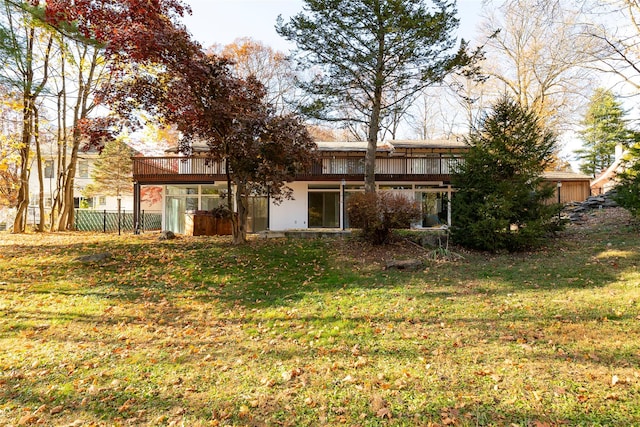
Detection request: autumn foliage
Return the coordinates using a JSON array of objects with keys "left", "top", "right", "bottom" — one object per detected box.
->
[
  {"left": 37, "top": 1, "right": 315, "bottom": 243},
  {"left": 346, "top": 192, "right": 421, "bottom": 244}
]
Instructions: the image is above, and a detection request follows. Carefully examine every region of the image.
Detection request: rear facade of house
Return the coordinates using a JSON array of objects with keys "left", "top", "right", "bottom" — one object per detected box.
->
[{"left": 131, "top": 140, "right": 465, "bottom": 234}]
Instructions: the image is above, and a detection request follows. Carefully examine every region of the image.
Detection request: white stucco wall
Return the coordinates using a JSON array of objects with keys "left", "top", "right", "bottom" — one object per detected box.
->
[{"left": 269, "top": 181, "right": 309, "bottom": 230}]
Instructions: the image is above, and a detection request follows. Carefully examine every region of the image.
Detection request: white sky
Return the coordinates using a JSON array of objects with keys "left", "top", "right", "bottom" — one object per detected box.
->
[
  {"left": 180, "top": 0, "right": 485, "bottom": 52},
  {"left": 177, "top": 1, "right": 585, "bottom": 166}
]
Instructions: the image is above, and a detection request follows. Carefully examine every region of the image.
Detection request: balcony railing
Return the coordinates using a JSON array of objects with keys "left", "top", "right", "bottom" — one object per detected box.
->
[{"left": 132, "top": 155, "right": 462, "bottom": 183}]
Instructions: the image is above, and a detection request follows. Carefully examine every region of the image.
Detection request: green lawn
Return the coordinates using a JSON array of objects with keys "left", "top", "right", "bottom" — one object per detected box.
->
[{"left": 1, "top": 210, "right": 639, "bottom": 426}]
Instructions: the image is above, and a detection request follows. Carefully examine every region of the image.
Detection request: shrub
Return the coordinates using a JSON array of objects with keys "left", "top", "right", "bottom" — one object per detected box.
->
[{"left": 346, "top": 192, "right": 421, "bottom": 245}]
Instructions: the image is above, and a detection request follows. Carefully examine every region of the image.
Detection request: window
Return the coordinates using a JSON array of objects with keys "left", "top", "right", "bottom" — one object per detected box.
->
[
  {"left": 44, "top": 160, "right": 54, "bottom": 179},
  {"left": 98, "top": 196, "right": 106, "bottom": 206},
  {"left": 78, "top": 160, "right": 89, "bottom": 178},
  {"left": 308, "top": 192, "right": 340, "bottom": 228},
  {"left": 417, "top": 191, "right": 448, "bottom": 227}
]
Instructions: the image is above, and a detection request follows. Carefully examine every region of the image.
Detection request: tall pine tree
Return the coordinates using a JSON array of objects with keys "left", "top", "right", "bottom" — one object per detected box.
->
[
  {"left": 452, "top": 96, "right": 561, "bottom": 252},
  {"left": 277, "top": 0, "right": 477, "bottom": 193},
  {"left": 576, "top": 88, "right": 632, "bottom": 177}
]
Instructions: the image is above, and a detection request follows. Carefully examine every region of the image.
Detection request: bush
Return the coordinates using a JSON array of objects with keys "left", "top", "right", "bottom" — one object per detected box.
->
[{"left": 346, "top": 192, "right": 421, "bottom": 244}]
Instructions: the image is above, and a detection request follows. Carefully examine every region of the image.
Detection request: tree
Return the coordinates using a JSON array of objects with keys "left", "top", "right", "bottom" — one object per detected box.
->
[
  {"left": 224, "top": 111, "right": 316, "bottom": 243},
  {"left": 0, "top": 89, "right": 21, "bottom": 209},
  {"left": 451, "top": 96, "right": 561, "bottom": 252},
  {"left": 83, "top": 136, "right": 134, "bottom": 200},
  {"left": 39, "top": 0, "right": 199, "bottom": 231},
  {"left": 0, "top": 0, "right": 54, "bottom": 232},
  {"left": 179, "top": 61, "right": 317, "bottom": 245},
  {"left": 613, "top": 137, "right": 640, "bottom": 218},
  {"left": 214, "top": 37, "right": 297, "bottom": 115},
  {"left": 575, "top": 88, "right": 633, "bottom": 177},
  {"left": 586, "top": 0, "right": 640, "bottom": 91},
  {"left": 276, "top": 0, "right": 476, "bottom": 193},
  {"left": 480, "top": 0, "right": 597, "bottom": 131},
  {"left": 116, "top": 53, "right": 315, "bottom": 244},
  {"left": 51, "top": 43, "right": 112, "bottom": 232}
]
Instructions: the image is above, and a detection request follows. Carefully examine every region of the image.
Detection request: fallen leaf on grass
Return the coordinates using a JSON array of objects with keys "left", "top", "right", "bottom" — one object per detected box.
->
[
  {"left": 342, "top": 374, "right": 356, "bottom": 383},
  {"left": 238, "top": 405, "right": 250, "bottom": 418},
  {"left": 370, "top": 395, "right": 392, "bottom": 419},
  {"left": 18, "top": 414, "right": 38, "bottom": 426}
]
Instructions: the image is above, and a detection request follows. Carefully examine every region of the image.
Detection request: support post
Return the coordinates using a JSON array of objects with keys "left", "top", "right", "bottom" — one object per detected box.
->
[
  {"left": 133, "top": 182, "right": 141, "bottom": 234},
  {"left": 117, "top": 194, "right": 122, "bottom": 236},
  {"left": 557, "top": 181, "right": 562, "bottom": 222}
]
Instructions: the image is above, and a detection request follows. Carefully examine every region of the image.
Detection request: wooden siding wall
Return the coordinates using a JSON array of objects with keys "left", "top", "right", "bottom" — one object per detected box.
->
[
  {"left": 559, "top": 181, "right": 591, "bottom": 203},
  {"left": 545, "top": 181, "right": 591, "bottom": 204}
]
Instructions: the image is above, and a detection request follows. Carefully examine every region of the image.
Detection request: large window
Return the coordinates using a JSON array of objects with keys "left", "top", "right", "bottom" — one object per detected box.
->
[
  {"left": 308, "top": 191, "right": 340, "bottom": 228},
  {"left": 166, "top": 186, "right": 199, "bottom": 234},
  {"left": 416, "top": 190, "right": 448, "bottom": 227},
  {"left": 164, "top": 184, "right": 268, "bottom": 234},
  {"left": 247, "top": 196, "right": 268, "bottom": 232}
]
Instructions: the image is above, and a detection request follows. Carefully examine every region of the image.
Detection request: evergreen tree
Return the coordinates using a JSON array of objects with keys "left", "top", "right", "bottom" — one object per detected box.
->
[
  {"left": 576, "top": 88, "right": 632, "bottom": 177},
  {"left": 83, "top": 137, "right": 134, "bottom": 200},
  {"left": 451, "top": 96, "right": 561, "bottom": 252},
  {"left": 613, "top": 134, "right": 640, "bottom": 218},
  {"left": 277, "top": 0, "right": 477, "bottom": 193}
]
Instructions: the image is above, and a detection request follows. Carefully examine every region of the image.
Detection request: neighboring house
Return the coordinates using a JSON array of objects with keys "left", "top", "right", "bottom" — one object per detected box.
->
[
  {"left": 132, "top": 139, "right": 591, "bottom": 235},
  {"left": 1, "top": 143, "right": 162, "bottom": 229},
  {"left": 591, "top": 144, "right": 628, "bottom": 196}
]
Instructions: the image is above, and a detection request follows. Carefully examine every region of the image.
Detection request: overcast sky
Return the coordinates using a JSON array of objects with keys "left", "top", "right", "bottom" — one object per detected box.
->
[{"left": 180, "top": 0, "right": 485, "bottom": 51}]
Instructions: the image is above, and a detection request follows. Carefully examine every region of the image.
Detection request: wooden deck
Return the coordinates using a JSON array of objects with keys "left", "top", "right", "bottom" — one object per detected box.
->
[{"left": 132, "top": 155, "right": 460, "bottom": 184}]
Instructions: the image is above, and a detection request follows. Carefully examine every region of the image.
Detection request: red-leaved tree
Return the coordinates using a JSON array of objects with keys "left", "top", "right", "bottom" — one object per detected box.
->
[{"left": 43, "top": 2, "right": 315, "bottom": 242}]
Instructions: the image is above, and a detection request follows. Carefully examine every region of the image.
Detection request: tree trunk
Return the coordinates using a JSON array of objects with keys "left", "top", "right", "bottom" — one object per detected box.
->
[
  {"left": 50, "top": 57, "right": 67, "bottom": 231},
  {"left": 56, "top": 135, "right": 79, "bottom": 231},
  {"left": 12, "top": 95, "right": 33, "bottom": 233},
  {"left": 232, "top": 180, "right": 248, "bottom": 245},
  {"left": 54, "top": 44, "right": 98, "bottom": 231},
  {"left": 365, "top": 89, "right": 383, "bottom": 194},
  {"left": 34, "top": 106, "right": 44, "bottom": 232},
  {"left": 365, "top": 19, "right": 386, "bottom": 194}
]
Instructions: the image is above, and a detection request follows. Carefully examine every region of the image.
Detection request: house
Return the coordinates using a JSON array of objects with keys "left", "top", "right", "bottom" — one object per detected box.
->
[
  {"left": 131, "top": 139, "right": 592, "bottom": 235},
  {"left": 1, "top": 143, "right": 161, "bottom": 230},
  {"left": 590, "top": 144, "right": 628, "bottom": 196},
  {"left": 131, "top": 139, "right": 466, "bottom": 234}
]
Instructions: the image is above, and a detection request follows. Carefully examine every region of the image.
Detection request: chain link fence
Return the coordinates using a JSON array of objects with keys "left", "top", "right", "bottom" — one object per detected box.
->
[{"left": 75, "top": 210, "right": 162, "bottom": 233}]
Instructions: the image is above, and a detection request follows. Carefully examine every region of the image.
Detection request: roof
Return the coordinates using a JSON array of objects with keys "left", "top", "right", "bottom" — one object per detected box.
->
[
  {"left": 314, "top": 141, "right": 393, "bottom": 152},
  {"left": 315, "top": 139, "right": 466, "bottom": 152},
  {"left": 389, "top": 139, "right": 467, "bottom": 149},
  {"left": 542, "top": 171, "right": 592, "bottom": 181},
  {"left": 166, "top": 139, "right": 465, "bottom": 154}
]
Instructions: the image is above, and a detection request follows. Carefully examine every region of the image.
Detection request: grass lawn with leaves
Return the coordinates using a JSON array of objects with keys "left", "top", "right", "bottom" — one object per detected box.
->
[{"left": 1, "top": 208, "right": 639, "bottom": 426}]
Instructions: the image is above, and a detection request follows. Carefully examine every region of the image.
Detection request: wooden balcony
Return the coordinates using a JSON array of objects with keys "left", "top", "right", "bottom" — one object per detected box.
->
[{"left": 132, "top": 155, "right": 462, "bottom": 185}]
